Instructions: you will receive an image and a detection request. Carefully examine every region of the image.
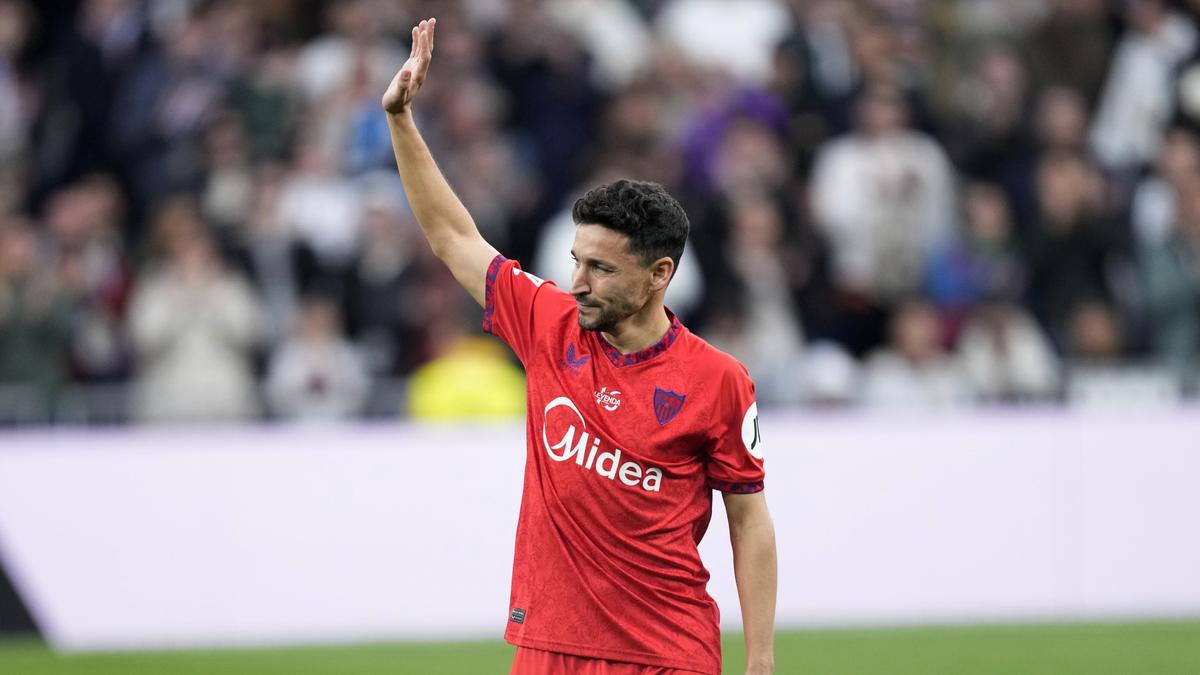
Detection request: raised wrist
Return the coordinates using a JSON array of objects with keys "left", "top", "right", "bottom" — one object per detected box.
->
[{"left": 385, "top": 107, "right": 416, "bottom": 126}]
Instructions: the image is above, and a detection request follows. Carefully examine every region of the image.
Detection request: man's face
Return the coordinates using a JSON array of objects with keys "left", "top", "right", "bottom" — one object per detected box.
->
[{"left": 569, "top": 224, "right": 652, "bottom": 332}]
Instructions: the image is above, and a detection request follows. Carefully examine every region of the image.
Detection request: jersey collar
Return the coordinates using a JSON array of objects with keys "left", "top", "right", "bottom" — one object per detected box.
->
[{"left": 594, "top": 308, "right": 683, "bottom": 367}]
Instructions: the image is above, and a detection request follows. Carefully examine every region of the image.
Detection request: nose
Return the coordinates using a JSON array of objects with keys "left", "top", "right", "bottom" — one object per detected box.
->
[{"left": 570, "top": 265, "right": 590, "bottom": 297}]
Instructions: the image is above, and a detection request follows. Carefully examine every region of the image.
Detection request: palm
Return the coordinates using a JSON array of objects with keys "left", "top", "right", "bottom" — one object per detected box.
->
[{"left": 382, "top": 18, "right": 436, "bottom": 114}]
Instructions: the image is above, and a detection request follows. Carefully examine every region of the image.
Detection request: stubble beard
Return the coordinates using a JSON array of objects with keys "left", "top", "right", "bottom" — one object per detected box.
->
[
  {"left": 577, "top": 305, "right": 618, "bottom": 332},
  {"left": 576, "top": 296, "right": 638, "bottom": 333}
]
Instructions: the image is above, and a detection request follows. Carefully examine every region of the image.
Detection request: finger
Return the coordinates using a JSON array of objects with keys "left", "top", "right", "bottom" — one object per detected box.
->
[
  {"left": 423, "top": 18, "right": 434, "bottom": 55},
  {"left": 417, "top": 20, "right": 429, "bottom": 57},
  {"left": 414, "top": 23, "right": 432, "bottom": 81},
  {"left": 428, "top": 17, "right": 436, "bottom": 53},
  {"left": 409, "top": 25, "right": 418, "bottom": 59}
]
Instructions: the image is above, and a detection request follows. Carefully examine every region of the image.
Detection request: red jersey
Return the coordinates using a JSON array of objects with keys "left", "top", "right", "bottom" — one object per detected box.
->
[{"left": 483, "top": 255, "right": 765, "bottom": 674}]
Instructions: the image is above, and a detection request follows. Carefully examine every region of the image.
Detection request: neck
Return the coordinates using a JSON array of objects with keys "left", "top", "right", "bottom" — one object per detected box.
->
[{"left": 601, "top": 301, "right": 672, "bottom": 355}]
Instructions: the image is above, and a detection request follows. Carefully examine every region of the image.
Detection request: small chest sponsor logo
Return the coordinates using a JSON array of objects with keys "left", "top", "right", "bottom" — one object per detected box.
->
[
  {"left": 594, "top": 387, "right": 621, "bottom": 411},
  {"left": 560, "top": 343, "right": 589, "bottom": 374},
  {"left": 509, "top": 607, "right": 526, "bottom": 624}
]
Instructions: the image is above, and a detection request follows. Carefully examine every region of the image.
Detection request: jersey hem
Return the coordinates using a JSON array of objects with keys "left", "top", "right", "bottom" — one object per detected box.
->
[
  {"left": 708, "top": 479, "right": 764, "bottom": 494},
  {"left": 504, "top": 633, "right": 717, "bottom": 674}
]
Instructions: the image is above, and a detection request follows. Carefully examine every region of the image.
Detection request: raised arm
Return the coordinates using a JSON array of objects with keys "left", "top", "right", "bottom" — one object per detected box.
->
[
  {"left": 382, "top": 18, "right": 498, "bottom": 306},
  {"left": 724, "top": 490, "right": 777, "bottom": 675}
]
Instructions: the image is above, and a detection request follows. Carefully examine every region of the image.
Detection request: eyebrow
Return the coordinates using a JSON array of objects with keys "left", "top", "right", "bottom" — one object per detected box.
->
[{"left": 570, "top": 250, "right": 618, "bottom": 268}]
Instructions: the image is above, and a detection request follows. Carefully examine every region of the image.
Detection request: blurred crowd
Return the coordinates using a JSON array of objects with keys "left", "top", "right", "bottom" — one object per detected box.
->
[{"left": 1, "top": 0, "right": 1199, "bottom": 425}]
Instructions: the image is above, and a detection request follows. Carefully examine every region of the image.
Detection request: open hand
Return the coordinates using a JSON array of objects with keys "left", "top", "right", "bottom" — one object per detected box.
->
[{"left": 382, "top": 17, "right": 436, "bottom": 115}]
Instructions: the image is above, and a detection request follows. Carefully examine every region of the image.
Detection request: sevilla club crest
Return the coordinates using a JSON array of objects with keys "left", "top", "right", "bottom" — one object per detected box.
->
[{"left": 653, "top": 387, "right": 686, "bottom": 425}]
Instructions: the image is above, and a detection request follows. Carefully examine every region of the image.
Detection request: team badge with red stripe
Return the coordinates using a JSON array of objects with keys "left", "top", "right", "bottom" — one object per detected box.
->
[{"left": 653, "top": 387, "right": 686, "bottom": 425}]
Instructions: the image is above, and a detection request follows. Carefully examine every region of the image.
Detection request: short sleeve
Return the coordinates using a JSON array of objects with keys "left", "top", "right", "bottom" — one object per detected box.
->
[
  {"left": 706, "top": 364, "right": 765, "bottom": 493},
  {"left": 483, "top": 255, "right": 571, "bottom": 364}
]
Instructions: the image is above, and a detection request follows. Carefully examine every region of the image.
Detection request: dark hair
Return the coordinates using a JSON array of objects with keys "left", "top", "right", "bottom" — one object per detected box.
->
[{"left": 571, "top": 179, "right": 689, "bottom": 271}]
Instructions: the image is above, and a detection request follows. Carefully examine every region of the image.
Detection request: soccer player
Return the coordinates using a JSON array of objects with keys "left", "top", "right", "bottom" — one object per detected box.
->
[{"left": 383, "top": 19, "right": 777, "bottom": 675}]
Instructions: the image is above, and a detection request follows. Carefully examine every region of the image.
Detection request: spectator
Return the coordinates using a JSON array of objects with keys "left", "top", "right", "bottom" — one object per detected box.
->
[
  {"left": 1130, "top": 127, "right": 1200, "bottom": 248},
  {"left": 489, "top": 0, "right": 605, "bottom": 211},
  {"left": 46, "top": 176, "right": 134, "bottom": 383},
  {"left": 200, "top": 110, "right": 256, "bottom": 236},
  {"left": 925, "top": 182, "right": 1027, "bottom": 333},
  {"left": 953, "top": 0, "right": 1050, "bottom": 41},
  {"left": 799, "top": 340, "right": 861, "bottom": 407},
  {"left": 275, "top": 141, "right": 362, "bottom": 274},
  {"left": 1140, "top": 171, "right": 1200, "bottom": 389},
  {"left": 547, "top": 0, "right": 653, "bottom": 90},
  {"left": 1066, "top": 300, "right": 1126, "bottom": 361},
  {"left": 128, "top": 199, "right": 262, "bottom": 422},
  {"left": 41, "top": 0, "right": 147, "bottom": 193},
  {"left": 436, "top": 77, "right": 539, "bottom": 252},
  {"left": 307, "top": 31, "right": 397, "bottom": 177},
  {"left": 1173, "top": 32, "right": 1200, "bottom": 132},
  {"left": 947, "top": 46, "right": 1033, "bottom": 189},
  {"left": 590, "top": 81, "right": 684, "bottom": 187},
  {"left": 407, "top": 336, "right": 525, "bottom": 421},
  {"left": 343, "top": 182, "right": 435, "bottom": 378},
  {"left": 957, "top": 301, "right": 1061, "bottom": 402},
  {"left": 819, "top": 5, "right": 934, "bottom": 135},
  {"left": 4, "top": 1, "right": 1200, "bottom": 423},
  {"left": 1021, "top": 0, "right": 1116, "bottom": 109},
  {"left": 812, "top": 85, "right": 956, "bottom": 302},
  {"left": 1089, "top": 0, "right": 1197, "bottom": 173},
  {"left": 229, "top": 47, "right": 303, "bottom": 163},
  {"left": 984, "top": 84, "right": 1094, "bottom": 223},
  {"left": 292, "top": 0, "right": 403, "bottom": 105},
  {"left": 862, "top": 300, "right": 970, "bottom": 408},
  {"left": 787, "top": 0, "right": 856, "bottom": 103},
  {"left": 107, "top": 11, "right": 226, "bottom": 207},
  {"left": 655, "top": 0, "right": 792, "bottom": 84},
  {"left": 0, "top": 0, "right": 34, "bottom": 172},
  {"left": 681, "top": 89, "right": 790, "bottom": 199},
  {"left": 265, "top": 295, "right": 369, "bottom": 420},
  {"left": 766, "top": 24, "right": 832, "bottom": 176},
  {"left": 1034, "top": 86, "right": 1090, "bottom": 155},
  {"left": 228, "top": 164, "right": 319, "bottom": 347},
  {"left": 0, "top": 216, "right": 72, "bottom": 416},
  {"left": 702, "top": 191, "right": 806, "bottom": 407},
  {"left": 1063, "top": 300, "right": 1180, "bottom": 406},
  {"left": 811, "top": 84, "right": 956, "bottom": 354},
  {"left": 1025, "top": 152, "right": 1120, "bottom": 346}
]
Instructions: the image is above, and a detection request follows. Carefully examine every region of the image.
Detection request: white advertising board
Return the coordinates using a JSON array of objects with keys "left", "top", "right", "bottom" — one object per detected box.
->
[{"left": 1, "top": 408, "right": 1198, "bottom": 651}]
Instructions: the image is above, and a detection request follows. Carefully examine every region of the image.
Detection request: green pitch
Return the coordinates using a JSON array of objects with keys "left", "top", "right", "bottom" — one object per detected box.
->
[{"left": 1, "top": 621, "right": 1198, "bottom": 674}]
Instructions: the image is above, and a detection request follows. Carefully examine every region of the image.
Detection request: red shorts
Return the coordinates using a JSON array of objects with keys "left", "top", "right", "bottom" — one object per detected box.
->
[{"left": 510, "top": 646, "right": 705, "bottom": 674}]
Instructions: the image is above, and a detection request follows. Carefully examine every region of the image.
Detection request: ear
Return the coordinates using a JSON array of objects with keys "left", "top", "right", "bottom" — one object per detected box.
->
[{"left": 648, "top": 256, "right": 675, "bottom": 292}]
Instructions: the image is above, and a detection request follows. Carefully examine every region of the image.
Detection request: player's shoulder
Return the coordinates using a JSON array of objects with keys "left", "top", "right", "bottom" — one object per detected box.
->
[
  {"left": 677, "top": 327, "right": 753, "bottom": 386},
  {"left": 486, "top": 256, "right": 577, "bottom": 341},
  {"left": 499, "top": 257, "right": 574, "bottom": 305}
]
